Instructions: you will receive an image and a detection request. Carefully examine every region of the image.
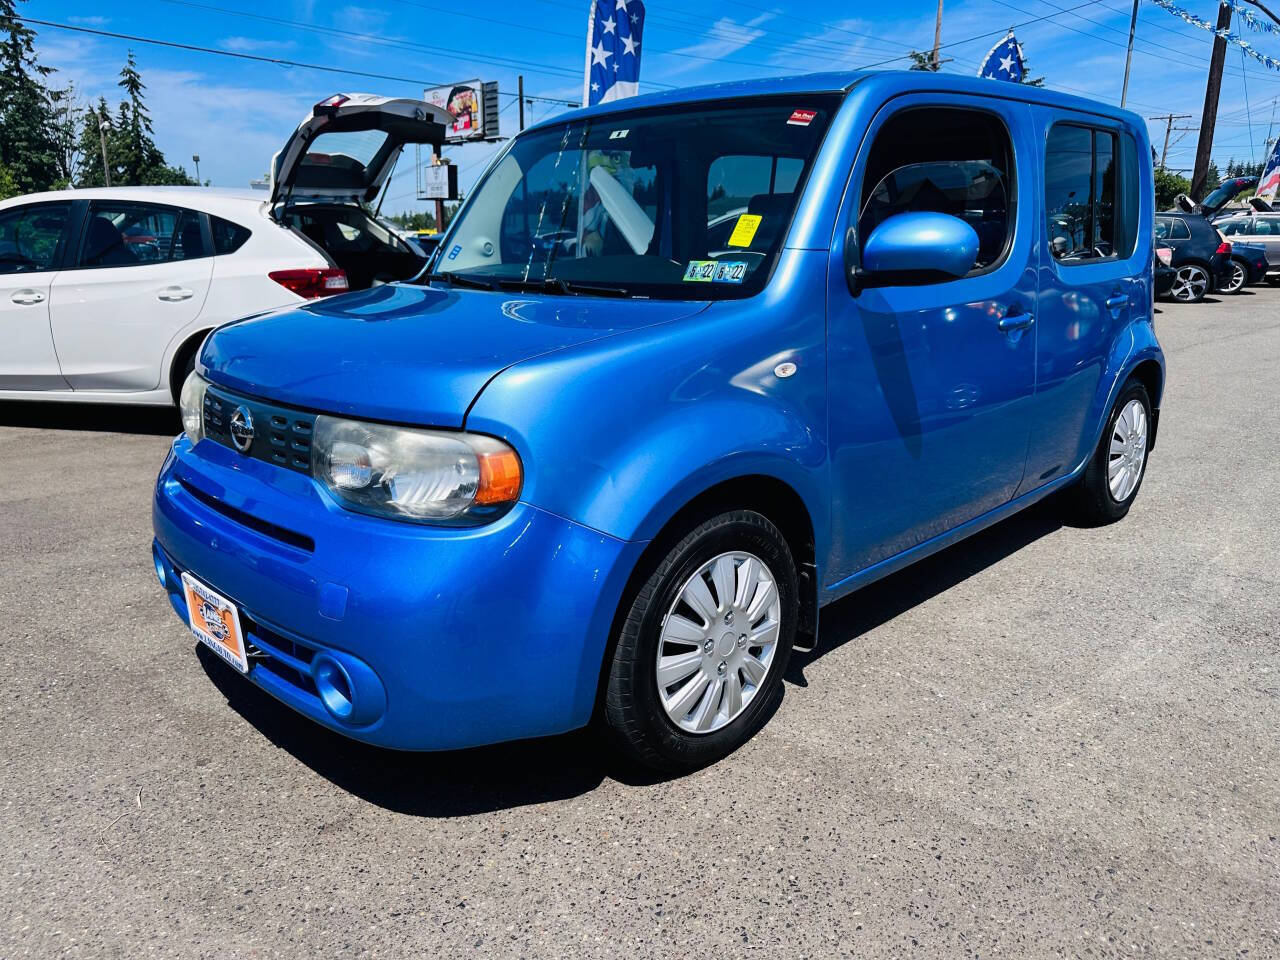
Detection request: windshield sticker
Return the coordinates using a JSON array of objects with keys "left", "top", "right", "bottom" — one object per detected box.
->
[
  {"left": 684, "top": 260, "right": 748, "bottom": 283},
  {"left": 787, "top": 109, "right": 817, "bottom": 126},
  {"left": 727, "top": 214, "right": 762, "bottom": 248},
  {"left": 609, "top": 129, "right": 629, "bottom": 140},
  {"left": 684, "top": 260, "right": 717, "bottom": 282},
  {"left": 447, "top": 244, "right": 461, "bottom": 260}
]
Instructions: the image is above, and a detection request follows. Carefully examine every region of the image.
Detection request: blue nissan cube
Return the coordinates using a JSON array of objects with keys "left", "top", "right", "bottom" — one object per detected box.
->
[{"left": 153, "top": 72, "right": 1164, "bottom": 771}]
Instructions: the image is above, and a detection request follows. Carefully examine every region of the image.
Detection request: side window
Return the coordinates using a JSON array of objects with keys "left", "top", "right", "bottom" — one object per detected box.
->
[
  {"left": 1256, "top": 215, "right": 1280, "bottom": 236},
  {"left": 1153, "top": 217, "right": 1172, "bottom": 241},
  {"left": 858, "top": 106, "right": 1014, "bottom": 276},
  {"left": 81, "top": 202, "right": 180, "bottom": 267},
  {"left": 171, "top": 210, "right": 209, "bottom": 261},
  {"left": 1216, "top": 218, "right": 1247, "bottom": 237},
  {"left": 1169, "top": 218, "right": 1191, "bottom": 240},
  {"left": 0, "top": 202, "right": 71, "bottom": 274},
  {"left": 211, "top": 215, "right": 251, "bottom": 255},
  {"left": 1046, "top": 123, "right": 1139, "bottom": 263}
]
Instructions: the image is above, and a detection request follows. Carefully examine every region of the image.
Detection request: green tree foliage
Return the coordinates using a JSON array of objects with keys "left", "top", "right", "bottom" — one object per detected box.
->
[
  {"left": 907, "top": 50, "right": 941, "bottom": 71},
  {"left": 74, "top": 53, "right": 196, "bottom": 187},
  {"left": 0, "top": 0, "right": 60, "bottom": 192},
  {"left": 1154, "top": 167, "right": 1192, "bottom": 209},
  {"left": 385, "top": 205, "right": 459, "bottom": 233}
]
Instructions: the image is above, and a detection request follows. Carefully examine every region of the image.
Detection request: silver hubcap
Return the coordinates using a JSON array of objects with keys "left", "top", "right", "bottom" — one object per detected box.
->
[
  {"left": 1226, "top": 261, "right": 1246, "bottom": 291},
  {"left": 1171, "top": 265, "right": 1208, "bottom": 301},
  {"left": 1108, "top": 399, "right": 1148, "bottom": 502},
  {"left": 656, "top": 551, "right": 781, "bottom": 735}
]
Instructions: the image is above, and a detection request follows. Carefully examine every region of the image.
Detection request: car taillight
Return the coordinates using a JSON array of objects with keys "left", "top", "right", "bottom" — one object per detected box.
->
[
  {"left": 1156, "top": 246, "right": 1173, "bottom": 265},
  {"left": 1216, "top": 242, "right": 1232, "bottom": 255},
  {"left": 269, "top": 268, "right": 349, "bottom": 299}
]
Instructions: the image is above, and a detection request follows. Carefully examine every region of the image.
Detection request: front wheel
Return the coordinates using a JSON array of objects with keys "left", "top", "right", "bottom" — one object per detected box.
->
[
  {"left": 1073, "top": 378, "right": 1152, "bottom": 524},
  {"left": 1169, "top": 263, "right": 1210, "bottom": 302},
  {"left": 604, "top": 510, "right": 798, "bottom": 772}
]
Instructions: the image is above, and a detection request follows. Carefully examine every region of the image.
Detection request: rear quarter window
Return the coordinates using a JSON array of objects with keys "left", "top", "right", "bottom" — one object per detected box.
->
[{"left": 211, "top": 216, "right": 251, "bottom": 255}]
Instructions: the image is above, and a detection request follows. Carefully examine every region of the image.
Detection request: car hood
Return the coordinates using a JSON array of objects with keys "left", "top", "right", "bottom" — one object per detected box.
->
[{"left": 200, "top": 283, "right": 709, "bottom": 426}]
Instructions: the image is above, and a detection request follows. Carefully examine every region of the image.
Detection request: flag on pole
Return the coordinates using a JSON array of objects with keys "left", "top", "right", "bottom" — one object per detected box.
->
[
  {"left": 1258, "top": 137, "right": 1280, "bottom": 202},
  {"left": 978, "top": 31, "right": 1025, "bottom": 82},
  {"left": 583, "top": 0, "right": 646, "bottom": 106}
]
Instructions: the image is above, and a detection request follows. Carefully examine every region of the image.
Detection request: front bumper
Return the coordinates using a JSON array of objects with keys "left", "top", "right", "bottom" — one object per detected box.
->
[{"left": 153, "top": 436, "right": 643, "bottom": 750}]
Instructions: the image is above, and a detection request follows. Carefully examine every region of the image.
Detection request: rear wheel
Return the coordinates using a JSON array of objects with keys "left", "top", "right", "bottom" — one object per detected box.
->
[
  {"left": 1169, "top": 263, "right": 1210, "bottom": 302},
  {"left": 1220, "top": 258, "right": 1248, "bottom": 294},
  {"left": 1073, "top": 378, "right": 1152, "bottom": 524},
  {"left": 604, "top": 510, "right": 797, "bottom": 772}
]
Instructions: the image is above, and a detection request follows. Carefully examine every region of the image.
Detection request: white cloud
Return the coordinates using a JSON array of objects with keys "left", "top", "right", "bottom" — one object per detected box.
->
[
  {"left": 67, "top": 16, "right": 110, "bottom": 27},
  {"left": 220, "top": 36, "right": 298, "bottom": 54},
  {"left": 659, "top": 14, "right": 774, "bottom": 78}
]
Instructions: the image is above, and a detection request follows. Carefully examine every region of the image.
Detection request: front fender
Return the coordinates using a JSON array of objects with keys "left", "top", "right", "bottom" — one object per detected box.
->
[{"left": 464, "top": 250, "right": 830, "bottom": 553}]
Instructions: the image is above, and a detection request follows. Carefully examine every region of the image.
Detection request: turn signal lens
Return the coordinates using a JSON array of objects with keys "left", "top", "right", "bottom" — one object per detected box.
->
[{"left": 476, "top": 449, "right": 523, "bottom": 505}]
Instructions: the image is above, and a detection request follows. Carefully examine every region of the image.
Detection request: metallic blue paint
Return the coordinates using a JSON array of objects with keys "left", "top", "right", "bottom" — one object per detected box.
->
[
  {"left": 156, "top": 71, "right": 1164, "bottom": 751},
  {"left": 861, "top": 212, "right": 981, "bottom": 277}
]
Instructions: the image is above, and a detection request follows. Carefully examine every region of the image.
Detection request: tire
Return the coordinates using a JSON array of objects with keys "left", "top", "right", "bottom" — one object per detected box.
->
[
  {"left": 1073, "top": 378, "right": 1152, "bottom": 524},
  {"left": 604, "top": 510, "right": 798, "bottom": 772},
  {"left": 1221, "top": 258, "right": 1248, "bottom": 294},
  {"left": 1169, "top": 263, "right": 1210, "bottom": 302}
]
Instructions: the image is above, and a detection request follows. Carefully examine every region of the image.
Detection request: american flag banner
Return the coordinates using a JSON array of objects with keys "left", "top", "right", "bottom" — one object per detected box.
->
[
  {"left": 1259, "top": 137, "right": 1280, "bottom": 203},
  {"left": 977, "top": 32, "right": 1025, "bottom": 82},
  {"left": 583, "top": 0, "right": 646, "bottom": 107}
]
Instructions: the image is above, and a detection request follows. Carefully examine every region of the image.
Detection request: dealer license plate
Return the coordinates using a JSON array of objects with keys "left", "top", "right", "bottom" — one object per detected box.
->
[{"left": 181, "top": 572, "right": 249, "bottom": 674}]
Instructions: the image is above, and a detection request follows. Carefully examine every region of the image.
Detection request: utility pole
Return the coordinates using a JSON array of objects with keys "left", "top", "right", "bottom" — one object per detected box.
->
[
  {"left": 97, "top": 114, "right": 111, "bottom": 187},
  {"left": 1151, "top": 114, "right": 1193, "bottom": 169},
  {"left": 431, "top": 144, "right": 445, "bottom": 234},
  {"left": 518, "top": 75, "right": 525, "bottom": 131},
  {"left": 930, "top": 0, "right": 943, "bottom": 71},
  {"left": 1191, "top": 1, "right": 1232, "bottom": 200},
  {"left": 1121, "top": 0, "right": 1139, "bottom": 107}
]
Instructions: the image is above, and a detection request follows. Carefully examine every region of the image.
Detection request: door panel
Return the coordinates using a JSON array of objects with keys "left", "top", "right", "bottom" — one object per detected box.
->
[
  {"left": 48, "top": 202, "right": 214, "bottom": 391},
  {"left": 0, "top": 201, "right": 73, "bottom": 390},
  {"left": 824, "top": 95, "right": 1039, "bottom": 585},
  {"left": 1023, "top": 109, "right": 1144, "bottom": 489}
]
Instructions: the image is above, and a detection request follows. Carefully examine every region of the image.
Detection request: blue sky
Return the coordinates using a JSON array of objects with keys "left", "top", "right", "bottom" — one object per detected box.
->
[{"left": 26, "top": 0, "right": 1280, "bottom": 211}]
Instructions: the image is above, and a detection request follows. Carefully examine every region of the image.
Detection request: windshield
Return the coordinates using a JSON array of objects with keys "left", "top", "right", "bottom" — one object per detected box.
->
[{"left": 437, "top": 96, "right": 840, "bottom": 299}]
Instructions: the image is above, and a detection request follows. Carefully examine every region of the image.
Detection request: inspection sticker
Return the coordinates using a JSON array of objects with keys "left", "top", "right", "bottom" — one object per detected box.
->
[
  {"left": 713, "top": 261, "right": 748, "bottom": 283},
  {"left": 727, "top": 214, "right": 762, "bottom": 248},
  {"left": 684, "top": 260, "right": 717, "bottom": 282},
  {"left": 787, "top": 109, "right": 817, "bottom": 126}
]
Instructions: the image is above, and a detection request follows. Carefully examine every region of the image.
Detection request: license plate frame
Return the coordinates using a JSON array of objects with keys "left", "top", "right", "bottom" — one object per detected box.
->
[{"left": 181, "top": 572, "right": 249, "bottom": 674}]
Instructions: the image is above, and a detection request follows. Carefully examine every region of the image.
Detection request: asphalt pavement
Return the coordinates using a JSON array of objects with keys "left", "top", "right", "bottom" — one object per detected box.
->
[{"left": 1, "top": 289, "right": 1277, "bottom": 959}]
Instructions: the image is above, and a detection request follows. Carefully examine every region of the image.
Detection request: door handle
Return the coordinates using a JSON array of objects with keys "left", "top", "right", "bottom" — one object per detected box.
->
[
  {"left": 1106, "top": 292, "right": 1130, "bottom": 310},
  {"left": 158, "top": 286, "right": 193, "bottom": 302},
  {"left": 997, "top": 311, "right": 1035, "bottom": 332},
  {"left": 10, "top": 290, "right": 44, "bottom": 305}
]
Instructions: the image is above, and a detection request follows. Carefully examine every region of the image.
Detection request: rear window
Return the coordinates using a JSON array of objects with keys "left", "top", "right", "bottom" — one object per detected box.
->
[
  {"left": 296, "top": 130, "right": 393, "bottom": 192},
  {"left": 211, "top": 216, "right": 251, "bottom": 255}
]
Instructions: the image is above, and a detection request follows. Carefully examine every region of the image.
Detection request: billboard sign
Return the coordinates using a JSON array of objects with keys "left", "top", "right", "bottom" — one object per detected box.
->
[{"left": 425, "top": 81, "right": 500, "bottom": 141}]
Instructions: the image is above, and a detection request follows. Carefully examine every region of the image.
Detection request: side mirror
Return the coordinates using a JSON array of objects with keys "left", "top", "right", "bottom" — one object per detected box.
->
[{"left": 854, "top": 212, "right": 980, "bottom": 290}]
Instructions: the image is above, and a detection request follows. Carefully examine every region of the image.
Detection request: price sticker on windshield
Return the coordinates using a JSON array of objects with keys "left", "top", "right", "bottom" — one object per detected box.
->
[{"left": 727, "top": 214, "right": 762, "bottom": 248}]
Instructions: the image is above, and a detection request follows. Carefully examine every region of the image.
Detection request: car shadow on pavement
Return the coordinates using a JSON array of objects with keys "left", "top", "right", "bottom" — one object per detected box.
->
[
  {"left": 196, "top": 496, "right": 1066, "bottom": 815},
  {"left": 0, "top": 400, "right": 180, "bottom": 435},
  {"left": 787, "top": 495, "right": 1066, "bottom": 683},
  {"left": 196, "top": 645, "right": 670, "bottom": 816}
]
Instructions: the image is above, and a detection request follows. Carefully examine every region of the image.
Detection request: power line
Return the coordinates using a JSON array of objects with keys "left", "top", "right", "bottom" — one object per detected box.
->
[{"left": 18, "top": 15, "right": 581, "bottom": 105}]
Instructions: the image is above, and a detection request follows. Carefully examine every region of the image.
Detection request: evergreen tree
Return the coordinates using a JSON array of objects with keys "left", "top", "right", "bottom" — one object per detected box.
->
[
  {"left": 0, "top": 0, "right": 60, "bottom": 192},
  {"left": 907, "top": 50, "right": 941, "bottom": 72}
]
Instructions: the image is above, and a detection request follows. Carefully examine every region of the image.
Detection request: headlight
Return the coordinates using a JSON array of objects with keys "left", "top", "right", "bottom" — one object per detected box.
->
[
  {"left": 179, "top": 371, "right": 208, "bottom": 444},
  {"left": 312, "top": 415, "right": 522, "bottom": 524}
]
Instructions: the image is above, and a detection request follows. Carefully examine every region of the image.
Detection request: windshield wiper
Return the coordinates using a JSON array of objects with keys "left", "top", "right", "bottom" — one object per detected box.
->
[
  {"left": 426, "top": 271, "right": 501, "bottom": 291},
  {"left": 498, "top": 276, "right": 634, "bottom": 298}
]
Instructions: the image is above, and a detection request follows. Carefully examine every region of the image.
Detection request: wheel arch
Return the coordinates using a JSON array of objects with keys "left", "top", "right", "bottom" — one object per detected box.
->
[
  {"left": 167, "top": 327, "right": 213, "bottom": 404},
  {"left": 590, "top": 473, "right": 821, "bottom": 721}
]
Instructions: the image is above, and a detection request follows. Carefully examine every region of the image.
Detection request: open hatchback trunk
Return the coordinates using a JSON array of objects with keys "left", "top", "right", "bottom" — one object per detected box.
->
[{"left": 270, "top": 94, "right": 453, "bottom": 290}]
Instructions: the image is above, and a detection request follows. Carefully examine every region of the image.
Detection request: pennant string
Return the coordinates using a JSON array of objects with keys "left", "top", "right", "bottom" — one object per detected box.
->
[{"left": 1145, "top": 0, "right": 1280, "bottom": 71}]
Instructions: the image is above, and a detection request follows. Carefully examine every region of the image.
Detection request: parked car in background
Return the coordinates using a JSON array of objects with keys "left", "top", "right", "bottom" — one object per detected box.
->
[
  {"left": 1216, "top": 240, "right": 1270, "bottom": 293},
  {"left": 155, "top": 73, "right": 1163, "bottom": 771},
  {"left": 1155, "top": 243, "right": 1175, "bottom": 297},
  {"left": 1153, "top": 212, "right": 1232, "bottom": 302},
  {"left": 1214, "top": 211, "right": 1280, "bottom": 285},
  {"left": 0, "top": 94, "right": 452, "bottom": 406}
]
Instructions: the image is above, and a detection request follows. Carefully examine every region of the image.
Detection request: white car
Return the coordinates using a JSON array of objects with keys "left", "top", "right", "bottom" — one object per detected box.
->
[{"left": 0, "top": 93, "right": 450, "bottom": 406}]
